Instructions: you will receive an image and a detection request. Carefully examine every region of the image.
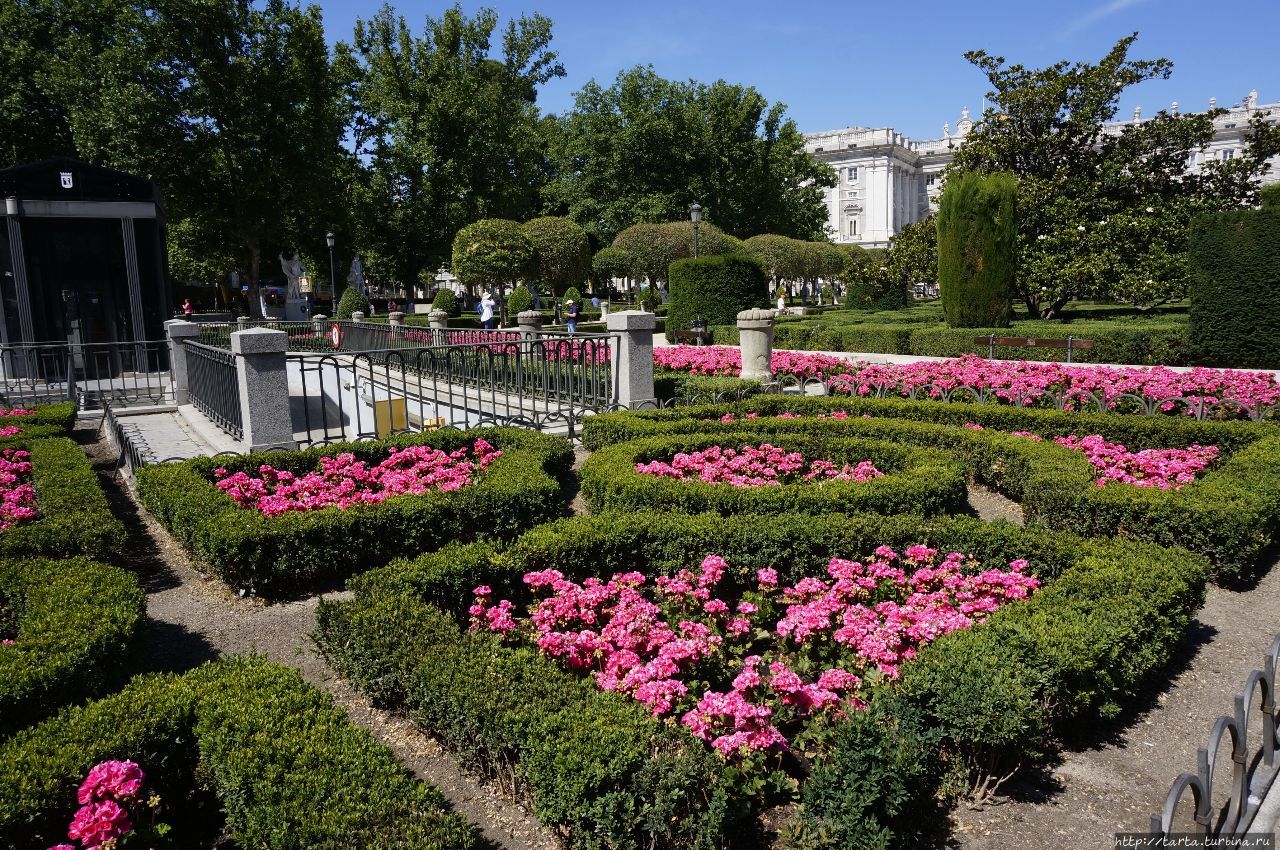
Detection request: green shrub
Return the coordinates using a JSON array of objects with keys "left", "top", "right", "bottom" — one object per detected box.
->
[
  {"left": 431, "top": 287, "right": 460, "bottom": 317},
  {"left": 0, "top": 656, "right": 477, "bottom": 849},
  {"left": 315, "top": 575, "right": 741, "bottom": 850},
  {"left": 0, "top": 437, "right": 126, "bottom": 562},
  {"left": 2, "top": 402, "right": 77, "bottom": 433},
  {"left": 1263, "top": 183, "right": 1280, "bottom": 210},
  {"left": 562, "top": 285, "right": 584, "bottom": 307},
  {"left": 653, "top": 372, "right": 764, "bottom": 402},
  {"left": 1189, "top": 206, "right": 1280, "bottom": 368},
  {"left": 580, "top": 396, "right": 1280, "bottom": 582},
  {"left": 507, "top": 283, "right": 535, "bottom": 315},
  {"left": 666, "top": 255, "right": 768, "bottom": 342},
  {"left": 335, "top": 286, "right": 372, "bottom": 319},
  {"left": 0, "top": 557, "right": 145, "bottom": 735},
  {"left": 580, "top": 432, "right": 967, "bottom": 518},
  {"left": 136, "top": 428, "right": 572, "bottom": 596},
  {"left": 938, "top": 171, "right": 1017, "bottom": 328}
]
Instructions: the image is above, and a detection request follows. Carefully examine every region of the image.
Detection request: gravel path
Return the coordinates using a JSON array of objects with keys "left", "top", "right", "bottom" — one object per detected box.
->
[{"left": 82, "top": 426, "right": 563, "bottom": 850}]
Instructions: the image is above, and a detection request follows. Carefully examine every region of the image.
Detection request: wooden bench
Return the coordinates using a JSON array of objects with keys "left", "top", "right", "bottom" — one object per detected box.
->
[
  {"left": 973, "top": 334, "right": 1096, "bottom": 364},
  {"left": 672, "top": 330, "right": 712, "bottom": 346}
]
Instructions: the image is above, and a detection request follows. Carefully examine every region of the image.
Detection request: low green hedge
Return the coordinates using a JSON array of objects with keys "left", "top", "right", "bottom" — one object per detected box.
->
[
  {"left": 348, "top": 512, "right": 1205, "bottom": 848},
  {"left": 0, "top": 656, "right": 477, "bottom": 849},
  {"left": 315, "top": 555, "right": 741, "bottom": 850},
  {"left": 581, "top": 397, "right": 1280, "bottom": 582},
  {"left": 137, "top": 427, "right": 573, "bottom": 597},
  {"left": 0, "top": 557, "right": 145, "bottom": 736},
  {"left": 580, "top": 432, "right": 967, "bottom": 518},
  {"left": 1, "top": 401, "right": 77, "bottom": 434},
  {"left": 0, "top": 437, "right": 126, "bottom": 562},
  {"left": 653, "top": 371, "right": 764, "bottom": 402}
]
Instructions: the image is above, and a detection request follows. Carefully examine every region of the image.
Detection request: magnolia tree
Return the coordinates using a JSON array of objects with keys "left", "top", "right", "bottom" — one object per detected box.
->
[
  {"left": 451, "top": 219, "right": 532, "bottom": 318},
  {"left": 950, "top": 34, "right": 1280, "bottom": 317},
  {"left": 522, "top": 216, "right": 590, "bottom": 297}
]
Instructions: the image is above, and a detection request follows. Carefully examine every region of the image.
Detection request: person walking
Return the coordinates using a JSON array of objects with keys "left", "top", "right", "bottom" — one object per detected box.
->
[
  {"left": 776, "top": 291, "right": 787, "bottom": 315},
  {"left": 479, "top": 291, "right": 496, "bottom": 330},
  {"left": 564, "top": 299, "right": 579, "bottom": 334},
  {"left": 182, "top": 297, "right": 194, "bottom": 318}
]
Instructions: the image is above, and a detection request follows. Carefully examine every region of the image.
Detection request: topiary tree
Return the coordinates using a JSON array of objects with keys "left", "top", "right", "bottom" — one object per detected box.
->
[
  {"left": 742, "top": 234, "right": 805, "bottom": 288},
  {"left": 507, "top": 284, "right": 535, "bottom": 316},
  {"left": 937, "top": 171, "right": 1017, "bottom": 328},
  {"left": 612, "top": 223, "right": 687, "bottom": 288},
  {"left": 451, "top": 219, "right": 533, "bottom": 322},
  {"left": 561, "top": 286, "right": 583, "bottom": 308},
  {"left": 592, "top": 246, "right": 632, "bottom": 295},
  {"left": 431, "top": 288, "right": 459, "bottom": 316},
  {"left": 1189, "top": 204, "right": 1280, "bottom": 368},
  {"left": 523, "top": 216, "right": 590, "bottom": 297},
  {"left": 335, "top": 287, "right": 371, "bottom": 319},
  {"left": 666, "top": 255, "right": 768, "bottom": 341}
]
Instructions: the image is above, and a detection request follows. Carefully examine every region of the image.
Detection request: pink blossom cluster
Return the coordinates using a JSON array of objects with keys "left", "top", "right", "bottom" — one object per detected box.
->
[
  {"left": 214, "top": 439, "right": 501, "bottom": 516},
  {"left": 471, "top": 547, "right": 1036, "bottom": 757},
  {"left": 635, "top": 443, "right": 884, "bottom": 487},
  {"left": 715, "top": 411, "right": 867, "bottom": 422},
  {"left": 46, "top": 760, "right": 146, "bottom": 849},
  {"left": 836, "top": 354, "right": 1280, "bottom": 416},
  {"left": 653, "top": 345, "right": 851, "bottom": 380},
  {"left": 1052, "top": 434, "right": 1218, "bottom": 489},
  {"left": 0, "top": 448, "right": 38, "bottom": 530},
  {"left": 0, "top": 425, "right": 22, "bottom": 437},
  {"left": 0, "top": 408, "right": 33, "bottom": 417}
]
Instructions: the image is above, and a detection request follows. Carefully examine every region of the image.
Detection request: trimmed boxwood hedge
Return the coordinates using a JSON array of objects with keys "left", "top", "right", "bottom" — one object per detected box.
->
[
  {"left": 0, "top": 401, "right": 77, "bottom": 434},
  {"left": 666, "top": 254, "right": 769, "bottom": 342},
  {"left": 0, "top": 656, "right": 477, "bottom": 849},
  {"left": 0, "top": 557, "right": 145, "bottom": 736},
  {"left": 315, "top": 551, "right": 742, "bottom": 850},
  {"left": 0, "top": 437, "right": 126, "bottom": 562},
  {"left": 324, "top": 512, "right": 1206, "bottom": 849},
  {"left": 1189, "top": 205, "right": 1280, "bottom": 368},
  {"left": 136, "top": 427, "right": 573, "bottom": 596},
  {"left": 579, "top": 432, "right": 967, "bottom": 518},
  {"left": 581, "top": 396, "right": 1280, "bottom": 582}
]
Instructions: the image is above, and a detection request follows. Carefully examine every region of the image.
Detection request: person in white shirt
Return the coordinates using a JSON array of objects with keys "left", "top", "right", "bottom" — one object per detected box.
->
[
  {"left": 480, "top": 292, "right": 496, "bottom": 329},
  {"left": 776, "top": 293, "right": 787, "bottom": 315}
]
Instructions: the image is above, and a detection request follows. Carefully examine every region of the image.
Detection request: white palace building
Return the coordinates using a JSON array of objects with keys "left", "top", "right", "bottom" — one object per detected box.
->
[{"left": 805, "top": 89, "right": 1280, "bottom": 249}]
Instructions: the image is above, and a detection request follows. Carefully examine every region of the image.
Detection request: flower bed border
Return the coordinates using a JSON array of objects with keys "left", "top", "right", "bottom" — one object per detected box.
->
[
  {"left": 0, "top": 401, "right": 78, "bottom": 435},
  {"left": 0, "top": 557, "right": 145, "bottom": 736},
  {"left": 0, "top": 437, "right": 126, "bottom": 563},
  {"left": 316, "top": 512, "right": 1207, "bottom": 849},
  {"left": 582, "top": 397, "right": 1280, "bottom": 583},
  {"left": 136, "top": 427, "right": 573, "bottom": 597},
  {"left": 0, "top": 656, "right": 476, "bottom": 850},
  {"left": 580, "top": 432, "right": 967, "bottom": 518}
]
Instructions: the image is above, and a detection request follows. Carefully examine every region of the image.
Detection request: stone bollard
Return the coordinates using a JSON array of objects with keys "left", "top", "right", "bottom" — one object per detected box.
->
[
  {"left": 737, "top": 308, "right": 776, "bottom": 382},
  {"left": 388, "top": 311, "right": 405, "bottom": 328},
  {"left": 606, "top": 311, "right": 657, "bottom": 409},
  {"left": 428, "top": 309, "right": 449, "bottom": 345},
  {"left": 599, "top": 302, "right": 610, "bottom": 319},
  {"left": 516, "top": 310, "right": 543, "bottom": 339},
  {"left": 164, "top": 319, "right": 201, "bottom": 405},
  {"left": 311, "top": 314, "right": 327, "bottom": 337},
  {"left": 229, "top": 327, "right": 296, "bottom": 452},
  {"left": 236, "top": 315, "right": 250, "bottom": 331},
  {"left": 352, "top": 311, "right": 365, "bottom": 324}
]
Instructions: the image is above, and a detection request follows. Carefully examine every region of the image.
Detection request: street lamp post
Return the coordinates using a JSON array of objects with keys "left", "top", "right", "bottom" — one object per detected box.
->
[
  {"left": 689, "top": 203, "right": 702, "bottom": 258},
  {"left": 325, "top": 232, "right": 336, "bottom": 304}
]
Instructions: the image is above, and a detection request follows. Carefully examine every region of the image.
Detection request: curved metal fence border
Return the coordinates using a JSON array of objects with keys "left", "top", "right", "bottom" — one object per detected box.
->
[{"left": 1152, "top": 633, "right": 1280, "bottom": 837}]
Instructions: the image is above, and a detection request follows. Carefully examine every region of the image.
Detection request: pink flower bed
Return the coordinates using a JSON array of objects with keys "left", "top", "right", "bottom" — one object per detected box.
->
[
  {"left": 214, "top": 440, "right": 501, "bottom": 517},
  {"left": 653, "top": 345, "right": 850, "bottom": 380},
  {"left": 0, "top": 448, "right": 38, "bottom": 531},
  {"left": 1053, "top": 435, "right": 1218, "bottom": 489},
  {"left": 0, "top": 408, "right": 33, "bottom": 418},
  {"left": 636, "top": 443, "right": 883, "bottom": 487},
  {"left": 471, "top": 546, "right": 1038, "bottom": 757},
  {"left": 47, "top": 759, "right": 158, "bottom": 849}
]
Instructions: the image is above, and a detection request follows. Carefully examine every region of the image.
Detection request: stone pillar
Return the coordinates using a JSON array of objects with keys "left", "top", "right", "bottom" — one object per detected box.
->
[
  {"left": 236, "top": 316, "right": 250, "bottom": 331},
  {"left": 352, "top": 311, "right": 365, "bottom": 324},
  {"left": 599, "top": 302, "right": 610, "bottom": 319},
  {"left": 389, "top": 311, "right": 405, "bottom": 329},
  {"left": 516, "top": 310, "right": 543, "bottom": 339},
  {"left": 164, "top": 319, "right": 200, "bottom": 405},
  {"left": 428, "top": 309, "right": 449, "bottom": 345},
  {"left": 311, "top": 314, "right": 327, "bottom": 336},
  {"left": 737, "top": 308, "right": 776, "bottom": 382},
  {"left": 606, "top": 310, "right": 656, "bottom": 409},
  {"left": 229, "top": 327, "right": 296, "bottom": 452}
]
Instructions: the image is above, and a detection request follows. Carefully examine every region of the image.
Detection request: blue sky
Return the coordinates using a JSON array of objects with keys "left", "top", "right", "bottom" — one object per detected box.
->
[{"left": 320, "top": 0, "right": 1279, "bottom": 140}]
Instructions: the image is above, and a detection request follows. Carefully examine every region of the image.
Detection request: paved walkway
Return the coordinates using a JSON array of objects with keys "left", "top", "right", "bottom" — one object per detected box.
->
[{"left": 109, "top": 405, "right": 241, "bottom": 464}]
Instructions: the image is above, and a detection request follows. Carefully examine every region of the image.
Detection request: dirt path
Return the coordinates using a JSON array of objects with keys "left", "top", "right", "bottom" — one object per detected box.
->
[{"left": 82, "top": 426, "right": 563, "bottom": 850}]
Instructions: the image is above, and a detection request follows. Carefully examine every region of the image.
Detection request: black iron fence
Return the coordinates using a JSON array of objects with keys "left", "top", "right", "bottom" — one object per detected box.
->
[
  {"left": 0, "top": 341, "right": 172, "bottom": 410},
  {"left": 185, "top": 341, "right": 243, "bottom": 440},
  {"left": 1153, "top": 633, "right": 1280, "bottom": 837}
]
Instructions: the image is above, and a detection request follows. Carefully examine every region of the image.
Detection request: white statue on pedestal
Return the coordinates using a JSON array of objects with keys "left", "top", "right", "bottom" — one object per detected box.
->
[
  {"left": 347, "top": 255, "right": 366, "bottom": 296},
  {"left": 279, "top": 251, "right": 310, "bottom": 321}
]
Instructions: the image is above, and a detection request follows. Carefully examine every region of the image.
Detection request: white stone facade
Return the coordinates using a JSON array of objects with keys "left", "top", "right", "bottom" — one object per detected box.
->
[{"left": 805, "top": 90, "right": 1280, "bottom": 249}]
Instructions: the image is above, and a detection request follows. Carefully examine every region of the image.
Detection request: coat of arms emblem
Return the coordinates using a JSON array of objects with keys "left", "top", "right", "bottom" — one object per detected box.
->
[{"left": 59, "top": 172, "right": 73, "bottom": 189}]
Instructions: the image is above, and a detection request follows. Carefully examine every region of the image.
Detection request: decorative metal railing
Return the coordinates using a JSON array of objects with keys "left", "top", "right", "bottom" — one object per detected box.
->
[
  {"left": 1152, "top": 634, "right": 1280, "bottom": 837},
  {"left": 185, "top": 341, "right": 243, "bottom": 440},
  {"left": 0, "top": 340, "right": 172, "bottom": 409}
]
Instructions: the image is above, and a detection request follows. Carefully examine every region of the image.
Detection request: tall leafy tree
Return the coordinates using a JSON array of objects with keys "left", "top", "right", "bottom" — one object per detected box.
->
[
  {"left": 544, "top": 66, "right": 834, "bottom": 240},
  {"left": 951, "top": 34, "right": 1280, "bottom": 317},
  {"left": 522, "top": 216, "right": 589, "bottom": 296},
  {"left": 338, "top": 4, "right": 564, "bottom": 290}
]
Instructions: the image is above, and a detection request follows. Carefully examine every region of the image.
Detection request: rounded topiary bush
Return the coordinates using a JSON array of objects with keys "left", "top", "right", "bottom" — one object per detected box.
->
[
  {"left": 336, "top": 287, "right": 372, "bottom": 319},
  {"left": 561, "top": 286, "right": 583, "bottom": 308},
  {"left": 507, "top": 284, "right": 535, "bottom": 316},
  {"left": 937, "top": 171, "right": 1017, "bottom": 328},
  {"left": 431, "top": 288, "right": 459, "bottom": 317},
  {"left": 580, "top": 432, "right": 966, "bottom": 517},
  {"left": 666, "top": 254, "right": 769, "bottom": 342}
]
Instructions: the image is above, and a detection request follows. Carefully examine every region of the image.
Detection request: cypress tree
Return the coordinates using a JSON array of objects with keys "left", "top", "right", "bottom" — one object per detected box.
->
[{"left": 937, "top": 172, "right": 1018, "bottom": 328}]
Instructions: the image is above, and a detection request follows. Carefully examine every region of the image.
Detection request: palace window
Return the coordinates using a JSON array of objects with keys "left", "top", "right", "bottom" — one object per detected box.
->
[
  {"left": 846, "top": 219, "right": 859, "bottom": 236},
  {"left": 846, "top": 167, "right": 859, "bottom": 181},
  {"left": 1222, "top": 149, "right": 1236, "bottom": 160}
]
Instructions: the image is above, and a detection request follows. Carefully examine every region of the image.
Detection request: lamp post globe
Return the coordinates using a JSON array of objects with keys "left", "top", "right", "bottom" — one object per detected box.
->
[
  {"left": 689, "top": 203, "right": 702, "bottom": 258},
  {"left": 325, "top": 232, "right": 336, "bottom": 303}
]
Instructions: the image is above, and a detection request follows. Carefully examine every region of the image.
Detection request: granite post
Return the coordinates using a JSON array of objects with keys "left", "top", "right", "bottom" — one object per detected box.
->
[
  {"left": 606, "top": 310, "right": 656, "bottom": 409},
  {"left": 164, "top": 319, "right": 201, "bottom": 405},
  {"left": 516, "top": 310, "right": 543, "bottom": 339},
  {"left": 737, "top": 308, "right": 776, "bottom": 382},
  {"left": 230, "top": 327, "right": 296, "bottom": 452},
  {"left": 428, "top": 309, "right": 449, "bottom": 345}
]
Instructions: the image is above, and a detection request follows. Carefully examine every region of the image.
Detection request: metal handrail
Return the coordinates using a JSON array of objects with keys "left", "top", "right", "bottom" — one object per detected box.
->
[{"left": 185, "top": 341, "right": 243, "bottom": 440}]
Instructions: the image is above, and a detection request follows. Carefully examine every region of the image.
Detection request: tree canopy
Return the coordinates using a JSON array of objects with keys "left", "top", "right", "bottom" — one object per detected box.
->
[
  {"left": 451, "top": 218, "right": 532, "bottom": 296},
  {"left": 522, "top": 216, "right": 590, "bottom": 295}
]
